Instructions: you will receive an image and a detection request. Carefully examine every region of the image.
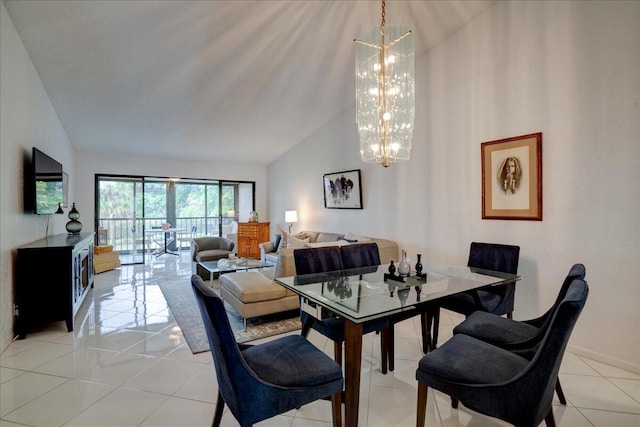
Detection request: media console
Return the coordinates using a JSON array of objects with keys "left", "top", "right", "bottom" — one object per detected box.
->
[{"left": 15, "top": 232, "right": 94, "bottom": 339}]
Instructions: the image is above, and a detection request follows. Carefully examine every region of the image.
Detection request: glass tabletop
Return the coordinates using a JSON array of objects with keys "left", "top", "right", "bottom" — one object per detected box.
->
[
  {"left": 199, "top": 258, "right": 264, "bottom": 273},
  {"left": 275, "top": 261, "right": 520, "bottom": 324}
]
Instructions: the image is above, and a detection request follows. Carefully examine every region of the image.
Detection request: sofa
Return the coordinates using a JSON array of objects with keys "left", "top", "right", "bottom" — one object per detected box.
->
[
  {"left": 259, "top": 230, "right": 399, "bottom": 273},
  {"left": 191, "top": 236, "right": 235, "bottom": 279}
]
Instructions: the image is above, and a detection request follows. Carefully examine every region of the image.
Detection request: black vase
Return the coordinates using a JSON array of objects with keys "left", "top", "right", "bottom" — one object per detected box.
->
[
  {"left": 388, "top": 260, "right": 396, "bottom": 275},
  {"left": 415, "top": 254, "right": 423, "bottom": 276},
  {"left": 66, "top": 203, "right": 82, "bottom": 235}
]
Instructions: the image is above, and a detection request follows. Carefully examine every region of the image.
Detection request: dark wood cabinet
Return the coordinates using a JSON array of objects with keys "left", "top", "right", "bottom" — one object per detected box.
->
[
  {"left": 237, "top": 222, "right": 270, "bottom": 259},
  {"left": 15, "top": 232, "right": 94, "bottom": 339}
]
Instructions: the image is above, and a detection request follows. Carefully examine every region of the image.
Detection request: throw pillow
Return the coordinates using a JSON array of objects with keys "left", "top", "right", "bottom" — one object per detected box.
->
[
  {"left": 294, "top": 231, "right": 312, "bottom": 241},
  {"left": 276, "top": 230, "right": 288, "bottom": 254},
  {"left": 287, "top": 234, "right": 310, "bottom": 249},
  {"left": 274, "top": 234, "right": 282, "bottom": 251},
  {"left": 344, "top": 232, "right": 371, "bottom": 242},
  {"left": 337, "top": 236, "right": 357, "bottom": 243}
]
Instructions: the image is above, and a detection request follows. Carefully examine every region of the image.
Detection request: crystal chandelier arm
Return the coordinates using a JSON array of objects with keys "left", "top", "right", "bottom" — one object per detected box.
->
[{"left": 386, "top": 30, "right": 412, "bottom": 48}]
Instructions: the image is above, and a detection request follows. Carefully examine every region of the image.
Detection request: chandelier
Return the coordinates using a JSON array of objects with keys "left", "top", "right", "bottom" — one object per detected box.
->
[{"left": 354, "top": 1, "right": 415, "bottom": 168}]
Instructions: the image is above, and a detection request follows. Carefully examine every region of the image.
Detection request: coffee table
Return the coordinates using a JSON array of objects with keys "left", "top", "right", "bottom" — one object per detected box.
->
[{"left": 198, "top": 258, "right": 265, "bottom": 287}]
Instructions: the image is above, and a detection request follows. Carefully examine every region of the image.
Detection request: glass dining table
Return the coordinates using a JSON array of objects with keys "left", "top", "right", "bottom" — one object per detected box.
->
[{"left": 275, "top": 260, "right": 520, "bottom": 427}]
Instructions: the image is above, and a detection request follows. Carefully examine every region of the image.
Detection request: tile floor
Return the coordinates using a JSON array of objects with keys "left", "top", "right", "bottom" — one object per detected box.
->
[{"left": 1, "top": 254, "right": 639, "bottom": 426}]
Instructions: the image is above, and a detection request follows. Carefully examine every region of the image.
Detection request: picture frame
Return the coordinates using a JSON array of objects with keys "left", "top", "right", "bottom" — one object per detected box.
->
[
  {"left": 482, "top": 132, "right": 542, "bottom": 220},
  {"left": 323, "top": 169, "right": 363, "bottom": 209}
]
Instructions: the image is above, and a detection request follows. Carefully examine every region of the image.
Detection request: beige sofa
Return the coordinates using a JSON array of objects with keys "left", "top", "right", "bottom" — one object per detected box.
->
[{"left": 259, "top": 230, "right": 399, "bottom": 271}]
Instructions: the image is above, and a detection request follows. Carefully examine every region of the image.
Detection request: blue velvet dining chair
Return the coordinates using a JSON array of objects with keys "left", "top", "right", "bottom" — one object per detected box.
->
[
  {"left": 416, "top": 278, "right": 589, "bottom": 427},
  {"left": 191, "top": 275, "right": 343, "bottom": 427},
  {"left": 294, "top": 245, "right": 392, "bottom": 373},
  {"left": 428, "top": 242, "right": 521, "bottom": 349},
  {"left": 452, "top": 263, "right": 586, "bottom": 404}
]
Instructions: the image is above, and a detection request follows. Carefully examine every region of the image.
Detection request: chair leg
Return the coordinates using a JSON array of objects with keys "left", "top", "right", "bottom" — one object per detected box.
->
[
  {"left": 416, "top": 382, "right": 428, "bottom": 427},
  {"left": 213, "top": 391, "right": 225, "bottom": 427},
  {"left": 555, "top": 377, "right": 567, "bottom": 405},
  {"left": 451, "top": 397, "right": 459, "bottom": 408},
  {"left": 507, "top": 311, "right": 513, "bottom": 320},
  {"left": 334, "top": 341, "right": 343, "bottom": 368},
  {"left": 331, "top": 389, "right": 342, "bottom": 427},
  {"left": 545, "top": 407, "right": 557, "bottom": 427},
  {"left": 301, "top": 315, "right": 314, "bottom": 338}
]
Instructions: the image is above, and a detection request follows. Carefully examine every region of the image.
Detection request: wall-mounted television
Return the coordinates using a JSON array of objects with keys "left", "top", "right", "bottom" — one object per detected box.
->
[{"left": 32, "top": 147, "right": 64, "bottom": 215}]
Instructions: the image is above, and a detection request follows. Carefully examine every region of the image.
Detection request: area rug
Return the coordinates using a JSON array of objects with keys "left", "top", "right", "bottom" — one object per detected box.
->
[{"left": 158, "top": 277, "right": 301, "bottom": 353}]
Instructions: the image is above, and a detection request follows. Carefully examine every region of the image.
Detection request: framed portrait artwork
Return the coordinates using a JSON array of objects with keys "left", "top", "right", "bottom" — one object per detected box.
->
[
  {"left": 482, "top": 132, "right": 542, "bottom": 220},
  {"left": 323, "top": 169, "right": 363, "bottom": 209}
]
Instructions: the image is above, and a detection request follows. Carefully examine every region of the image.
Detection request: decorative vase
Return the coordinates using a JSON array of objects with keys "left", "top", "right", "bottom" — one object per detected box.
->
[
  {"left": 415, "top": 253, "right": 423, "bottom": 276},
  {"left": 388, "top": 260, "right": 396, "bottom": 275},
  {"left": 65, "top": 203, "right": 82, "bottom": 235},
  {"left": 397, "top": 288, "right": 410, "bottom": 306},
  {"left": 398, "top": 250, "right": 410, "bottom": 277}
]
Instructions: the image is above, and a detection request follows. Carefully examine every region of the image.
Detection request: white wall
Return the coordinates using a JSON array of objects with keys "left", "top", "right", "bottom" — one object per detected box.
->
[
  {"left": 0, "top": 0, "right": 268, "bottom": 353},
  {"left": 267, "top": 1, "right": 640, "bottom": 371},
  {"left": 0, "top": 2, "right": 76, "bottom": 351},
  {"left": 73, "top": 151, "right": 267, "bottom": 233}
]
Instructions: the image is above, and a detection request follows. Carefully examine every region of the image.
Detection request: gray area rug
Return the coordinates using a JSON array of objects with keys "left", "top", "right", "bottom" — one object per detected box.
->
[{"left": 158, "top": 277, "right": 301, "bottom": 353}]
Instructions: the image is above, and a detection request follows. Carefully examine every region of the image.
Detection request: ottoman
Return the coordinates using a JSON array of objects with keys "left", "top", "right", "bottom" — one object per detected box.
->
[
  {"left": 94, "top": 245, "right": 121, "bottom": 274},
  {"left": 219, "top": 271, "right": 300, "bottom": 329}
]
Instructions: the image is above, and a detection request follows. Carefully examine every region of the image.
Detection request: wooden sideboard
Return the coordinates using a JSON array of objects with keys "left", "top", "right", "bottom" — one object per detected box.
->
[
  {"left": 237, "top": 222, "right": 270, "bottom": 259},
  {"left": 15, "top": 232, "right": 94, "bottom": 339}
]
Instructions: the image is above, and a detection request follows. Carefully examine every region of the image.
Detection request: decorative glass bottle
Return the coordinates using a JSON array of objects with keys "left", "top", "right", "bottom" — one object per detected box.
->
[
  {"left": 415, "top": 253, "right": 423, "bottom": 276},
  {"left": 398, "top": 250, "right": 410, "bottom": 277},
  {"left": 66, "top": 203, "right": 82, "bottom": 235},
  {"left": 388, "top": 260, "right": 396, "bottom": 275}
]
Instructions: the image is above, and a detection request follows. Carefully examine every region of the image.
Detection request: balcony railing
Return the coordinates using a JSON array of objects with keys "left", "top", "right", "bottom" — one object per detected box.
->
[{"left": 97, "top": 216, "right": 236, "bottom": 254}]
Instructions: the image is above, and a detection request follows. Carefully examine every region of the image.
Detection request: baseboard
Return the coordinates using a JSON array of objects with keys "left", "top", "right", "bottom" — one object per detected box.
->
[{"left": 568, "top": 344, "right": 640, "bottom": 374}]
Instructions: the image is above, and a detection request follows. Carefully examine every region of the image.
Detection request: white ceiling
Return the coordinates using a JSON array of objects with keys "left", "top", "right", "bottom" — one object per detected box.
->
[{"left": 4, "top": 0, "right": 494, "bottom": 165}]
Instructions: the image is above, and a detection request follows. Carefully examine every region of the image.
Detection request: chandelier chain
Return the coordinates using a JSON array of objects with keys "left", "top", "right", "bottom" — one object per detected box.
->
[{"left": 381, "top": 1, "right": 386, "bottom": 27}]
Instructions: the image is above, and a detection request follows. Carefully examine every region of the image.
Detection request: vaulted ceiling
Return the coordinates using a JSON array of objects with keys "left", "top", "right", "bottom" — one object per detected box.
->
[{"left": 4, "top": 0, "right": 494, "bottom": 165}]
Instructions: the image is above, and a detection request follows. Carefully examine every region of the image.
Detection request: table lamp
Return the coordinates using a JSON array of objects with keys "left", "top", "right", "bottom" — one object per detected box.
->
[{"left": 285, "top": 210, "right": 298, "bottom": 233}]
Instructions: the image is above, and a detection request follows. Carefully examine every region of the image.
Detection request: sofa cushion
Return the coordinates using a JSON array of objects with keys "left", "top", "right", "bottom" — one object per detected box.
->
[
  {"left": 316, "top": 232, "right": 345, "bottom": 243},
  {"left": 94, "top": 245, "right": 114, "bottom": 254},
  {"left": 220, "top": 272, "right": 286, "bottom": 303},
  {"left": 304, "top": 240, "right": 349, "bottom": 248},
  {"left": 196, "top": 249, "right": 233, "bottom": 263}
]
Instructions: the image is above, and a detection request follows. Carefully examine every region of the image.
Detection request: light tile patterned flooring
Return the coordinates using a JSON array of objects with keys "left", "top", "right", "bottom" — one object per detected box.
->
[{"left": 1, "top": 254, "right": 639, "bottom": 426}]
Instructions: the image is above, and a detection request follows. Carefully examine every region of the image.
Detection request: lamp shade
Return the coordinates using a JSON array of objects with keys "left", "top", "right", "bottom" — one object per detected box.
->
[{"left": 285, "top": 210, "right": 298, "bottom": 224}]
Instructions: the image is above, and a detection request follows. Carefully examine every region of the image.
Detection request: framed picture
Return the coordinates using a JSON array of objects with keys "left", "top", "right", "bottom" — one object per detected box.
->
[
  {"left": 323, "top": 169, "right": 363, "bottom": 209},
  {"left": 482, "top": 132, "right": 542, "bottom": 220}
]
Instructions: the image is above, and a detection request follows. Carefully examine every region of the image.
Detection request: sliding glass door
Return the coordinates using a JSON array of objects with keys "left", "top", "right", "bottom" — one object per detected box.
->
[
  {"left": 96, "top": 175, "right": 255, "bottom": 264},
  {"left": 96, "top": 176, "right": 145, "bottom": 264}
]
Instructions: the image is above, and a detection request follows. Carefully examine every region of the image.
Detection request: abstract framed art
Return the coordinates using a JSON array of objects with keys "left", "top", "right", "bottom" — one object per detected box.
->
[
  {"left": 482, "top": 132, "right": 542, "bottom": 220},
  {"left": 323, "top": 169, "right": 363, "bottom": 209}
]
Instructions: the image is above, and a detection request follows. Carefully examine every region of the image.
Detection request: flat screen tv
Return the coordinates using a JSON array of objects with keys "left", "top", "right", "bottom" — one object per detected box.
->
[{"left": 32, "top": 147, "right": 64, "bottom": 215}]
